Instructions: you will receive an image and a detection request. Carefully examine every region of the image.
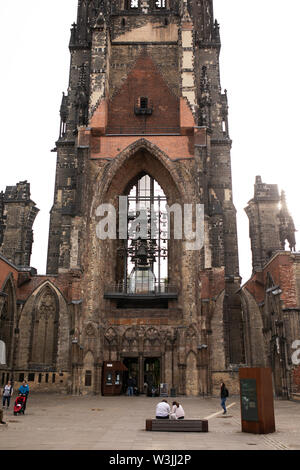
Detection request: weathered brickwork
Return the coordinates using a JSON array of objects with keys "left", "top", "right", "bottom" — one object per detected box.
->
[{"left": 241, "top": 251, "right": 300, "bottom": 399}]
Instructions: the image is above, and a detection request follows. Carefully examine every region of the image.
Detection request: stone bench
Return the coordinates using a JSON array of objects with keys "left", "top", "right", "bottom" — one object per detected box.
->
[{"left": 146, "top": 419, "right": 208, "bottom": 432}]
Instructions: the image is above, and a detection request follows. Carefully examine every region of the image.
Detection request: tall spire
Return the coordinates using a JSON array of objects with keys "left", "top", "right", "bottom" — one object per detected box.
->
[{"left": 279, "top": 190, "right": 296, "bottom": 251}]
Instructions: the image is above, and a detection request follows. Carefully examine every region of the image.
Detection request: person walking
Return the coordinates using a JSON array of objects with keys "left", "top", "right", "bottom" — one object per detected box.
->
[
  {"left": 155, "top": 399, "right": 170, "bottom": 419},
  {"left": 171, "top": 401, "right": 185, "bottom": 420},
  {"left": 127, "top": 376, "right": 134, "bottom": 396},
  {"left": 220, "top": 381, "right": 229, "bottom": 415},
  {"left": 2, "top": 380, "right": 13, "bottom": 409},
  {"left": 18, "top": 380, "right": 29, "bottom": 411}
]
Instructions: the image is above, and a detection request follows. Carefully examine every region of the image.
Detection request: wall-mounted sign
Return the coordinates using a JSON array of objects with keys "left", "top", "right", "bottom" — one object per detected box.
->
[{"left": 240, "top": 378, "right": 259, "bottom": 422}]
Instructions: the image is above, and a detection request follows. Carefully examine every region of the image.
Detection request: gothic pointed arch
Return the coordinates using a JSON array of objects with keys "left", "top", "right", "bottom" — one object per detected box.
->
[
  {"left": 29, "top": 283, "right": 60, "bottom": 368},
  {"left": 122, "top": 327, "right": 138, "bottom": 352},
  {"left": 0, "top": 274, "right": 17, "bottom": 368},
  {"left": 16, "top": 280, "right": 69, "bottom": 371},
  {"left": 144, "top": 327, "right": 161, "bottom": 353},
  {"left": 92, "top": 140, "right": 187, "bottom": 303},
  {"left": 104, "top": 327, "right": 119, "bottom": 360},
  {"left": 93, "top": 138, "right": 185, "bottom": 207}
]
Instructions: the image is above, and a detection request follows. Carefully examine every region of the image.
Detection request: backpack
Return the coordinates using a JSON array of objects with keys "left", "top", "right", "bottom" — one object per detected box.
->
[{"left": 225, "top": 388, "right": 229, "bottom": 398}]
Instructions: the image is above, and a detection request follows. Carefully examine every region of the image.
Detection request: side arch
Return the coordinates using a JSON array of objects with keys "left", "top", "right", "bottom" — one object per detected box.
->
[
  {"left": 16, "top": 280, "right": 70, "bottom": 371},
  {"left": 0, "top": 274, "right": 17, "bottom": 368},
  {"left": 239, "top": 288, "right": 267, "bottom": 367}
]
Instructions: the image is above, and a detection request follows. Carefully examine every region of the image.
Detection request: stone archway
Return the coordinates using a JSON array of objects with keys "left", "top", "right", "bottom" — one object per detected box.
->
[{"left": 0, "top": 276, "right": 16, "bottom": 368}]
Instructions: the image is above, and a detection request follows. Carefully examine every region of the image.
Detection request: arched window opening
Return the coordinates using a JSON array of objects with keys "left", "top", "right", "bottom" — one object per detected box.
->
[
  {"left": 30, "top": 286, "right": 59, "bottom": 367},
  {"left": 126, "top": 174, "right": 168, "bottom": 294},
  {"left": 0, "top": 280, "right": 15, "bottom": 367}
]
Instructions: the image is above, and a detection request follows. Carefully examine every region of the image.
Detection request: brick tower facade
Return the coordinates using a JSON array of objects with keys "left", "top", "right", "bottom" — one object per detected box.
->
[
  {"left": 44, "top": 0, "right": 243, "bottom": 395},
  {"left": 1, "top": 1, "right": 251, "bottom": 396}
]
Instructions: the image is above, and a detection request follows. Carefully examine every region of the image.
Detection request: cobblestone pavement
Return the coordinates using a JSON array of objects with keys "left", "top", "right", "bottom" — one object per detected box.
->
[{"left": 1, "top": 394, "right": 300, "bottom": 450}]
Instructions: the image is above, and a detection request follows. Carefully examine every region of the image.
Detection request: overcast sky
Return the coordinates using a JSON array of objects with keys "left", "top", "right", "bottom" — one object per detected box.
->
[{"left": 0, "top": 1, "right": 299, "bottom": 283}]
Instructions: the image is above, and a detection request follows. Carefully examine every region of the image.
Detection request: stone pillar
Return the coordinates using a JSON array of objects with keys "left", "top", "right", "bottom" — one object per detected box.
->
[
  {"left": 94, "top": 362, "right": 102, "bottom": 395},
  {"left": 138, "top": 353, "right": 144, "bottom": 393},
  {"left": 178, "top": 363, "right": 186, "bottom": 395},
  {"left": 161, "top": 352, "right": 165, "bottom": 384}
]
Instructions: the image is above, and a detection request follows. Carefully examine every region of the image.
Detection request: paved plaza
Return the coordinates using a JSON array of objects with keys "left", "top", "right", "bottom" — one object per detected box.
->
[{"left": 1, "top": 394, "right": 300, "bottom": 451}]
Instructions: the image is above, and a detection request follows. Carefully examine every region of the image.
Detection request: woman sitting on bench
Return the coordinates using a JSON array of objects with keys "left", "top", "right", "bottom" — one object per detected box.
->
[{"left": 170, "top": 401, "right": 185, "bottom": 420}]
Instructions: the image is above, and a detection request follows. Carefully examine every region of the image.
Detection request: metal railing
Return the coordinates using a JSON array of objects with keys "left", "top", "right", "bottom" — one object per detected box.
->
[{"left": 104, "top": 282, "right": 178, "bottom": 296}]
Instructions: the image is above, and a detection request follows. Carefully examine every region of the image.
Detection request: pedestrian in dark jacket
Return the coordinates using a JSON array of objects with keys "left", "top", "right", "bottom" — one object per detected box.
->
[
  {"left": 127, "top": 377, "right": 134, "bottom": 396},
  {"left": 18, "top": 381, "right": 29, "bottom": 411},
  {"left": 220, "top": 382, "right": 229, "bottom": 414}
]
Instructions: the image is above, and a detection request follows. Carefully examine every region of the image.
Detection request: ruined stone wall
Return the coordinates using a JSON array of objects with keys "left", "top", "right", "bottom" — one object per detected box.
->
[{"left": 0, "top": 182, "right": 39, "bottom": 267}]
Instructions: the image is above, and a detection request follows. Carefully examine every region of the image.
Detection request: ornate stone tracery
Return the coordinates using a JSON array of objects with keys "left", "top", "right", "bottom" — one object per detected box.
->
[{"left": 30, "top": 286, "right": 59, "bottom": 367}]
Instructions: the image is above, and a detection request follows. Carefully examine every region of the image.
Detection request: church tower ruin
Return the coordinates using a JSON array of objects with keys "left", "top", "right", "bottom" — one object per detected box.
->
[{"left": 45, "top": 0, "right": 244, "bottom": 395}]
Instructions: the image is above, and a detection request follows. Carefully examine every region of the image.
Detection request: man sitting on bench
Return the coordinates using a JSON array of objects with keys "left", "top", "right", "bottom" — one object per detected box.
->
[{"left": 155, "top": 399, "right": 170, "bottom": 419}]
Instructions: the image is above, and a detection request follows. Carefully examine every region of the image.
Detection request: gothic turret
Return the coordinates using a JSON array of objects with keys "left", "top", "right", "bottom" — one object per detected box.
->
[{"left": 245, "top": 176, "right": 297, "bottom": 273}]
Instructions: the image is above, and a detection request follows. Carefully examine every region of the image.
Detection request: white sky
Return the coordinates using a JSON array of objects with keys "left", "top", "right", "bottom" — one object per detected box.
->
[{"left": 0, "top": 0, "right": 299, "bottom": 283}]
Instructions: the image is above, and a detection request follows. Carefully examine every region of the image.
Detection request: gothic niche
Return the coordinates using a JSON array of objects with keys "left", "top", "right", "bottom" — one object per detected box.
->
[
  {"left": 0, "top": 279, "right": 15, "bottom": 367},
  {"left": 104, "top": 327, "right": 118, "bottom": 361},
  {"left": 115, "top": 174, "right": 169, "bottom": 307},
  {"left": 30, "top": 286, "right": 59, "bottom": 367},
  {"left": 144, "top": 327, "right": 161, "bottom": 352},
  {"left": 122, "top": 328, "right": 138, "bottom": 352}
]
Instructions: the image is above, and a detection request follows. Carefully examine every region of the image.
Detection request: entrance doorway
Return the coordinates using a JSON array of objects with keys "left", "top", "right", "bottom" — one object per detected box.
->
[
  {"left": 122, "top": 357, "right": 139, "bottom": 394},
  {"left": 144, "top": 357, "right": 160, "bottom": 396}
]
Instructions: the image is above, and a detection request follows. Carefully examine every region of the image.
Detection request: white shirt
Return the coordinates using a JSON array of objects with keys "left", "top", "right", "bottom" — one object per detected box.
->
[
  {"left": 3, "top": 385, "right": 13, "bottom": 397},
  {"left": 156, "top": 401, "right": 170, "bottom": 417},
  {"left": 172, "top": 404, "right": 185, "bottom": 418}
]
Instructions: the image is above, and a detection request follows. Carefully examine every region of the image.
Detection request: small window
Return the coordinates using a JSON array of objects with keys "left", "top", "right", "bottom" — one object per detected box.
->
[
  {"left": 38, "top": 373, "right": 42, "bottom": 383},
  {"left": 45, "top": 374, "right": 49, "bottom": 384},
  {"left": 85, "top": 370, "right": 92, "bottom": 387},
  {"left": 122, "top": 18, "right": 126, "bottom": 27},
  {"left": 19, "top": 373, "right": 25, "bottom": 382},
  {"left": 28, "top": 373, "right": 35, "bottom": 382},
  {"left": 140, "top": 97, "right": 148, "bottom": 109},
  {"left": 130, "top": 0, "right": 139, "bottom": 8},
  {"left": 52, "top": 374, "right": 56, "bottom": 383}
]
